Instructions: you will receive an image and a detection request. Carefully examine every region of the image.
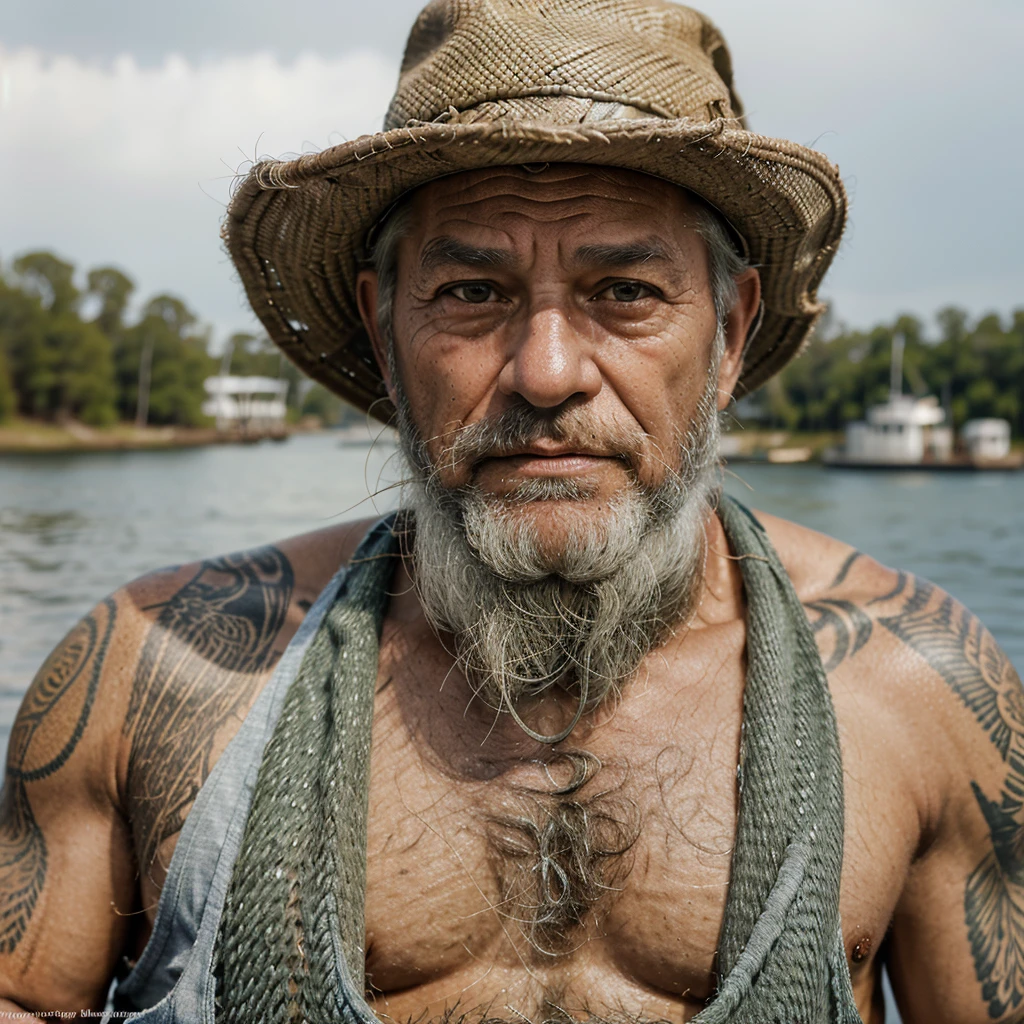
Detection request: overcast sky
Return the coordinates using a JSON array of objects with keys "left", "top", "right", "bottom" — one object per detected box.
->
[{"left": 1, "top": 0, "right": 1021, "bottom": 347}]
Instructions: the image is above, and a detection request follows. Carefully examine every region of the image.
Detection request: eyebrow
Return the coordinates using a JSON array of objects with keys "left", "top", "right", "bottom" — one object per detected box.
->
[
  {"left": 417, "top": 235, "right": 676, "bottom": 275},
  {"left": 570, "top": 239, "right": 674, "bottom": 270},
  {"left": 419, "top": 237, "right": 518, "bottom": 272}
]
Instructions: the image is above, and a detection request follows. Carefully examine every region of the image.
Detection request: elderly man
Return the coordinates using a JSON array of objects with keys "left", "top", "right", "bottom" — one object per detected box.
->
[{"left": 0, "top": 1, "right": 1020, "bottom": 1022}]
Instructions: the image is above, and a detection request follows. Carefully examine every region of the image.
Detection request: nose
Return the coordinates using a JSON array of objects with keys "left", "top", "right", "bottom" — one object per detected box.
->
[{"left": 497, "top": 306, "right": 601, "bottom": 409}]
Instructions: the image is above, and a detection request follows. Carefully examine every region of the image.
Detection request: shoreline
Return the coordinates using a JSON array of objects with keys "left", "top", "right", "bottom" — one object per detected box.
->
[{"left": 0, "top": 419, "right": 320, "bottom": 455}]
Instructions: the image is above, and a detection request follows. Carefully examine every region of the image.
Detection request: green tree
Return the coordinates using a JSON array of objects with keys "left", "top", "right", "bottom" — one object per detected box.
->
[
  {"left": 0, "top": 256, "right": 117, "bottom": 424},
  {"left": 86, "top": 266, "right": 135, "bottom": 338},
  {"left": 745, "top": 306, "right": 1024, "bottom": 439},
  {"left": 12, "top": 251, "right": 79, "bottom": 316},
  {"left": 121, "top": 295, "right": 216, "bottom": 426},
  {"left": 0, "top": 347, "right": 15, "bottom": 423}
]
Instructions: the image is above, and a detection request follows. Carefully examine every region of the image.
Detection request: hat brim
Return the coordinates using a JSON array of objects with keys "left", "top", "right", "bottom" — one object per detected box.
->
[{"left": 225, "top": 117, "right": 846, "bottom": 424}]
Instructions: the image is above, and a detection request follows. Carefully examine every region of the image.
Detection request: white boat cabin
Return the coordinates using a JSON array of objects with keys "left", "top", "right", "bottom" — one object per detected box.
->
[
  {"left": 202, "top": 375, "right": 288, "bottom": 432},
  {"left": 963, "top": 419, "right": 1012, "bottom": 460},
  {"left": 844, "top": 395, "right": 952, "bottom": 464}
]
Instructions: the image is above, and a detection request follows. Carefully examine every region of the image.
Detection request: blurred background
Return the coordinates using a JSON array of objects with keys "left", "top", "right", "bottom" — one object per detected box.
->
[{"left": 0, "top": 4, "right": 1022, "bottom": 1015}]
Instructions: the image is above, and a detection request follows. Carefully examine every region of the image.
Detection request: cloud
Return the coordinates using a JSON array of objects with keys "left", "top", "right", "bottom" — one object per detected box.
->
[
  {"left": 1, "top": 0, "right": 1022, "bottom": 342},
  {"left": 0, "top": 47, "right": 397, "bottom": 338}
]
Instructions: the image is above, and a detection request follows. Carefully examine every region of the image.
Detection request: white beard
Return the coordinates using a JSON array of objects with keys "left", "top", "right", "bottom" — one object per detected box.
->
[{"left": 394, "top": 347, "right": 723, "bottom": 741}]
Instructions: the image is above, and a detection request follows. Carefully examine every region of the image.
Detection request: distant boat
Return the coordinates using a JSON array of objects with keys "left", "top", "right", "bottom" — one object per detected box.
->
[
  {"left": 823, "top": 335, "right": 1021, "bottom": 471},
  {"left": 334, "top": 422, "right": 398, "bottom": 448}
]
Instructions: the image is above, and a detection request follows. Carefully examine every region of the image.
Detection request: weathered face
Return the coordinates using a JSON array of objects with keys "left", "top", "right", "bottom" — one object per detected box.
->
[{"left": 357, "top": 164, "right": 758, "bottom": 555}]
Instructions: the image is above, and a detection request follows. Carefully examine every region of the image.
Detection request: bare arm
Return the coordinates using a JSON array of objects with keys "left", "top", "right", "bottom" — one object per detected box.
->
[
  {"left": 0, "top": 596, "right": 136, "bottom": 1015},
  {"left": 807, "top": 552, "right": 1024, "bottom": 1023},
  {"left": 0, "top": 518, "right": 370, "bottom": 1015},
  {"left": 876, "top": 574, "right": 1024, "bottom": 1023}
]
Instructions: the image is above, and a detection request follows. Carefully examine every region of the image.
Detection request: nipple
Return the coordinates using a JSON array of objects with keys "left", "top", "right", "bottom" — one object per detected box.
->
[{"left": 851, "top": 935, "right": 872, "bottom": 964}]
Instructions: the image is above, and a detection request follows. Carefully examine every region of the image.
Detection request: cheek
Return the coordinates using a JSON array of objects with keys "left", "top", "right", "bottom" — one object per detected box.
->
[
  {"left": 394, "top": 325, "right": 505, "bottom": 438},
  {"left": 598, "top": 322, "right": 714, "bottom": 439}
]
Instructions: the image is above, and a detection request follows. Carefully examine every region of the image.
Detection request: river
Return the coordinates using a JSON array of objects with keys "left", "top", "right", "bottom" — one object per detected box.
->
[{"left": 2, "top": 432, "right": 1021, "bottom": 752}]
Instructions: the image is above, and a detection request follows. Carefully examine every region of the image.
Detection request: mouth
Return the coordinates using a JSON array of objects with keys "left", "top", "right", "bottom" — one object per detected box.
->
[{"left": 475, "top": 446, "right": 625, "bottom": 480}]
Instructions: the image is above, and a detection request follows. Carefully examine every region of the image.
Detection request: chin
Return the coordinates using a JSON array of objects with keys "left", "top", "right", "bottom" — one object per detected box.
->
[
  {"left": 516, "top": 498, "right": 613, "bottom": 554},
  {"left": 472, "top": 486, "right": 636, "bottom": 580}
]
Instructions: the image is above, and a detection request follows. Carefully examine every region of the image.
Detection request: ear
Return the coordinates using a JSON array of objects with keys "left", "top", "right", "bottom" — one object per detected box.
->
[
  {"left": 716, "top": 267, "right": 762, "bottom": 411},
  {"left": 356, "top": 268, "right": 398, "bottom": 404}
]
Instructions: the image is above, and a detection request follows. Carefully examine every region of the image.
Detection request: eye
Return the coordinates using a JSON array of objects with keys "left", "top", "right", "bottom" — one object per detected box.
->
[
  {"left": 596, "top": 281, "right": 657, "bottom": 302},
  {"left": 447, "top": 282, "right": 500, "bottom": 304}
]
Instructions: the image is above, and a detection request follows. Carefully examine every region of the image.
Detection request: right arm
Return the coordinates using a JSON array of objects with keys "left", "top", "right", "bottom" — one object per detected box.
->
[
  {"left": 0, "top": 595, "right": 137, "bottom": 1017},
  {"left": 0, "top": 518, "right": 373, "bottom": 1015}
]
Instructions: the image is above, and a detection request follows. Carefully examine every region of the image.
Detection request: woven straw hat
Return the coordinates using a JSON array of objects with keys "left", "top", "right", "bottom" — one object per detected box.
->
[{"left": 225, "top": 0, "right": 847, "bottom": 422}]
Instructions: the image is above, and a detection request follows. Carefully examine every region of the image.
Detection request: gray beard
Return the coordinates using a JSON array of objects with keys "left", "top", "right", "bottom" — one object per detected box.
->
[{"left": 394, "top": 360, "right": 722, "bottom": 741}]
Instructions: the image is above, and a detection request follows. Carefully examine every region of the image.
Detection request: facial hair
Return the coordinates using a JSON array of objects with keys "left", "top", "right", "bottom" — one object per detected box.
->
[{"left": 393, "top": 348, "right": 723, "bottom": 740}]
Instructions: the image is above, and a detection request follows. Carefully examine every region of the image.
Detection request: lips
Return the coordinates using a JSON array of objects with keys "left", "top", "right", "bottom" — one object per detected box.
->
[
  {"left": 493, "top": 443, "right": 615, "bottom": 460},
  {"left": 472, "top": 448, "right": 626, "bottom": 485}
]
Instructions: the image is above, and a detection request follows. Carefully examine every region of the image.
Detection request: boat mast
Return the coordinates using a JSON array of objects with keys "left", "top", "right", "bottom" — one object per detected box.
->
[{"left": 890, "top": 332, "right": 904, "bottom": 399}]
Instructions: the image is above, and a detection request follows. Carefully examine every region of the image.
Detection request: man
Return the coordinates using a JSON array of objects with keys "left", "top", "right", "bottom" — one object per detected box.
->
[{"left": 0, "top": 1, "right": 1020, "bottom": 1021}]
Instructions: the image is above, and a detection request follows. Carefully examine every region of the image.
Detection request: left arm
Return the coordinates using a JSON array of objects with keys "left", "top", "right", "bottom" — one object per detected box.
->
[{"left": 850, "top": 572, "right": 1024, "bottom": 1023}]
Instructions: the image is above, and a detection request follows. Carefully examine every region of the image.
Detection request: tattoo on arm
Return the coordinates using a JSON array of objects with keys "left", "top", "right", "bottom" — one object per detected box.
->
[
  {"left": 124, "top": 546, "right": 293, "bottom": 872},
  {"left": 830, "top": 550, "right": 864, "bottom": 589},
  {"left": 879, "top": 577, "right": 1024, "bottom": 1018},
  {"left": 0, "top": 598, "right": 116, "bottom": 953},
  {"left": 807, "top": 558, "right": 1024, "bottom": 1016},
  {"left": 806, "top": 551, "right": 874, "bottom": 672},
  {"left": 807, "top": 598, "right": 873, "bottom": 672}
]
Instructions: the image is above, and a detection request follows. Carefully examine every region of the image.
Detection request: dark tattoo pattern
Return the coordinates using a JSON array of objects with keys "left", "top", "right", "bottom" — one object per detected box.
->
[
  {"left": 0, "top": 598, "right": 116, "bottom": 953},
  {"left": 806, "top": 558, "right": 1024, "bottom": 1017},
  {"left": 806, "top": 552, "right": 873, "bottom": 671},
  {"left": 877, "top": 576, "right": 1024, "bottom": 1018},
  {"left": 124, "top": 547, "right": 294, "bottom": 872},
  {"left": 807, "top": 598, "right": 873, "bottom": 672}
]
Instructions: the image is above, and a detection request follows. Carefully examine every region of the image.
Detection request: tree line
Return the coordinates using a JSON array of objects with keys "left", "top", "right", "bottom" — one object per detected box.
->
[
  {"left": 0, "top": 251, "right": 344, "bottom": 427},
  {"left": 1, "top": 250, "right": 1021, "bottom": 437},
  {"left": 752, "top": 307, "right": 1024, "bottom": 436}
]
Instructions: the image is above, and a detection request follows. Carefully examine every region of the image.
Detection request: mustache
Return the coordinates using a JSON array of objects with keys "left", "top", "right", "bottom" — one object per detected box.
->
[{"left": 436, "top": 404, "right": 648, "bottom": 474}]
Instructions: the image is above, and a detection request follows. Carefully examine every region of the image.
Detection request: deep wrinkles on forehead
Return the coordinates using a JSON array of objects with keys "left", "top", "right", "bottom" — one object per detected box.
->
[
  {"left": 403, "top": 167, "right": 703, "bottom": 291},
  {"left": 412, "top": 166, "right": 690, "bottom": 227}
]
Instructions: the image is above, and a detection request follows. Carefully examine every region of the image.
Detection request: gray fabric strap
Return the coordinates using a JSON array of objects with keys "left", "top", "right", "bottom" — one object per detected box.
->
[
  {"left": 216, "top": 516, "right": 398, "bottom": 1024},
  {"left": 214, "top": 499, "right": 863, "bottom": 1023},
  {"left": 694, "top": 498, "right": 861, "bottom": 1023}
]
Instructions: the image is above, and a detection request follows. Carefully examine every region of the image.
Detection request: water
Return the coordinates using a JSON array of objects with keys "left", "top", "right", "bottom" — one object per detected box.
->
[
  {"left": 0, "top": 433, "right": 405, "bottom": 744},
  {"left": 2, "top": 434, "right": 1019, "bottom": 1018},
  {"left": 2, "top": 435, "right": 1021, "bottom": 754}
]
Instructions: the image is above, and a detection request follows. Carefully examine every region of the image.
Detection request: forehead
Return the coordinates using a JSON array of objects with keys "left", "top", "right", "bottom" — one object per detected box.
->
[{"left": 405, "top": 164, "right": 699, "bottom": 238}]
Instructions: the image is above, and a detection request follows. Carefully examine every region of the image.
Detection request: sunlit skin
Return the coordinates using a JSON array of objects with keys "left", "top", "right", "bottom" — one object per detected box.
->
[{"left": 356, "top": 165, "right": 761, "bottom": 558}]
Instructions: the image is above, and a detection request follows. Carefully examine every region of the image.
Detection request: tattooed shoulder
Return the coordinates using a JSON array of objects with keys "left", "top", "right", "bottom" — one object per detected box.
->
[
  {"left": 883, "top": 582, "right": 1024, "bottom": 1019},
  {"left": 123, "top": 545, "right": 295, "bottom": 874},
  {"left": 0, "top": 598, "right": 117, "bottom": 954},
  {"left": 807, "top": 555, "right": 1024, "bottom": 1018},
  {"left": 805, "top": 549, "right": 883, "bottom": 672}
]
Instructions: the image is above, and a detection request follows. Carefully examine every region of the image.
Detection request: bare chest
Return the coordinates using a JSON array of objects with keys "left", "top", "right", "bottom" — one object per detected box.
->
[{"left": 363, "top": 630, "right": 915, "bottom": 1023}]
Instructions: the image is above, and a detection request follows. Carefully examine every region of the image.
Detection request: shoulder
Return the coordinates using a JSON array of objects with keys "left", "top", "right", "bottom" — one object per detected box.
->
[
  {"left": 8, "top": 516, "right": 383, "bottom": 846},
  {"left": 710, "top": 505, "right": 1024, "bottom": 1013},
  {"left": 120, "top": 514, "right": 381, "bottom": 623},
  {"left": 117, "top": 514, "right": 382, "bottom": 658},
  {"left": 0, "top": 515, "right": 387, "bottom": 992},
  {"left": 752, "top": 504, "right": 1022, "bottom": 832},
  {"left": 743, "top": 506, "right": 891, "bottom": 606}
]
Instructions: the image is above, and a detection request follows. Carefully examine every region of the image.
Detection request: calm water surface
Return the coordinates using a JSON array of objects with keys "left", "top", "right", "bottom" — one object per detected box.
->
[
  {"left": 1, "top": 433, "right": 1021, "bottom": 758},
  {"left": 1, "top": 433, "right": 1019, "bottom": 1018},
  {"left": 0, "top": 432, "right": 1019, "bottom": 753}
]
